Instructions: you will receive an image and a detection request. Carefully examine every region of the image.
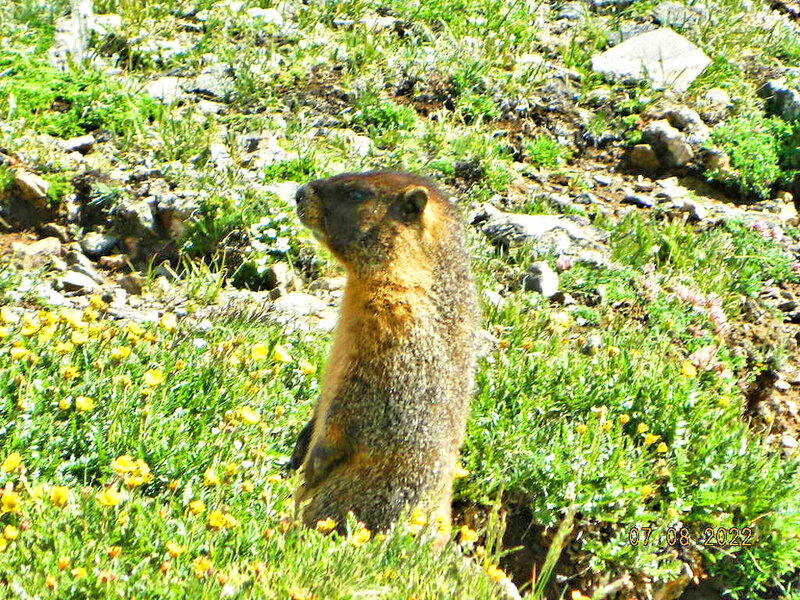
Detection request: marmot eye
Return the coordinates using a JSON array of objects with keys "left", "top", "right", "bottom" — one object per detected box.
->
[{"left": 347, "top": 189, "right": 368, "bottom": 203}]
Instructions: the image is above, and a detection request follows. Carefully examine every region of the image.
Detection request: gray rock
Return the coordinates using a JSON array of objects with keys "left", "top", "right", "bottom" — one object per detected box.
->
[
  {"left": 61, "top": 134, "right": 95, "bottom": 154},
  {"left": 782, "top": 435, "right": 798, "bottom": 449},
  {"left": 264, "top": 261, "right": 297, "bottom": 291},
  {"left": 676, "top": 197, "right": 708, "bottom": 221},
  {"left": 642, "top": 120, "right": 694, "bottom": 168},
  {"left": 145, "top": 76, "right": 187, "bottom": 104},
  {"left": 48, "top": 0, "right": 93, "bottom": 69},
  {"left": 581, "top": 333, "right": 604, "bottom": 355},
  {"left": 629, "top": 144, "right": 661, "bottom": 173},
  {"left": 623, "top": 190, "right": 656, "bottom": 208},
  {"left": 11, "top": 237, "right": 62, "bottom": 269},
  {"left": 522, "top": 261, "right": 559, "bottom": 297},
  {"left": 195, "top": 99, "right": 225, "bottom": 115},
  {"left": 80, "top": 231, "right": 118, "bottom": 256},
  {"left": 272, "top": 291, "right": 328, "bottom": 318},
  {"left": 262, "top": 181, "right": 301, "bottom": 205},
  {"left": 241, "top": 135, "right": 297, "bottom": 170},
  {"left": 481, "top": 289, "right": 506, "bottom": 309},
  {"left": 703, "top": 88, "right": 731, "bottom": 108},
  {"left": 474, "top": 203, "right": 610, "bottom": 266},
  {"left": 593, "top": 175, "right": 613, "bottom": 186},
  {"left": 246, "top": 7, "right": 283, "bottom": 26},
  {"left": 185, "top": 63, "right": 235, "bottom": 101},
  {"left": 652, "top": 1, "right": 703, "bottom": 29},
  {"left": 590, "top": 28, "right": 710, "bottom": 93},
  {"left": 661, "top": 105, "right": 710, "bottom": 145},
  {"left": 475, "top": 329, "right": 500, "bottom": 358},
  {"left": 759, "top": 72, "right": 800, "bottom": 121},
  {"left": 557, "top": 2, "right": 585, "bottom": 20},
  {"left": 112, "top": 197, "right": 157, "bottom": 236},
  {"left": 59, "top": 270, "right": 100, "bottom": 293},
  {"left": 39, "top": 222, "right": 70, "bottom": 242},
  {"left": 309, "top": 276, "right": 346, "bottom": 292},
  {"left": 65, "top": 249, "right": 104, "bottom": 284},
  {"left": 34, "top": 282, "right": 70, "bottom": 306},
  {"left": 702, "top": 148, "right": 731, "bottom": 173}
]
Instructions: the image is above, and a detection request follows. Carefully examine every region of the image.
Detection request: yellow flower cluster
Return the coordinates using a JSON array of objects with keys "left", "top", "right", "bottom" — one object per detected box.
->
[{"left": 111, "top": 455, "right": 152, "bottom": 488}]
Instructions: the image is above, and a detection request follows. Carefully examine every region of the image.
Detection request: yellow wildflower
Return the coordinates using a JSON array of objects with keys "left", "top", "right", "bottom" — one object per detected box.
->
[
  {"left": 222, "top": 513, "right": 238, "bottom": 529},
  {"left": 96, "top": 488, "right": 123, "bottom": 507},
  {"left": 193, "top": 555, "right": 212, "bottom": 578},
  {"left": 21, "top": 316, "right": 40, "bottom": 336},
  {"left": 2, "top": 452, "right": 22, "bottom": 473},
  {"left": 45, "top": 574, "right": 56, "bottom": 588},
  {"left": 88, "top": 295, "right": 108, "bottom": 310},
  {"left": 601, "top": 420, "right": 612, "bottom": 432},
  {"left": 680, "top": 361, "right": 697, "bottom": 378},
  {"left": 667, "top": 507, "right": 678, "bottom": 519},
  {"left": 316, "top": 517, "right": 337, "bottom": 533},
  {"left": 608, "top": 346, "right": 621, "bottom": 356},
  {"left": 111, "top": 346, "right": 131, "bottom": 361},
  {"left": 38, "top": 324, "right": 57, "bottom": 343},
  {"left": 250, "top": 343, "right": 269, "bottom": 360},
  {"left": 0, "top": 326, "right": 8, "bottom": 339},
  {"left": 58, "top": 397, "right": 71, "bottom": 410},
  {"left": 619, "top": 414, "right": 631, "bottom": 425},
  {"left": 351, "top": 527, "right": 371, "bottom": 547},
  {"left": 1, "top": 491, "right": 21, "bottom": 513},
  {"left": 272, "top": 345, "right": 292, "bottom": 363},
  {"left": 274, "top": 405, "right": 286, "bottom": 417},
  {"left": 71, "top": 330, "right": 89, "bottom": 345},
  {"left": 644, "top": 433, "right": 660, "bottom": 447},
  {"left": 485, "top": 562, "right": 508, "bottom": 583},
  {"left": 641, "top": 484, "right": 655, "bottom": 498},
  {"left": 143, "top": 369, "right": 165, "bottom": 387},
  {"left": 3, "top": 525, "right": 18, "bottom": 540},
  {"left": 657, "top": 442, "right": 668, "bottom": 453},
  {"left": 0, "top": 538, "right": 6, "bottom": 553},
  {"left": 266, "top": 473, "right": 282, "bottom": 484},
  {"left": 166, "top": 541, "right": 186, "bottom": 557},
  {"left": 112, "top": 455, "right": 137, "bottom": 473},
  {"left": 83, "top": 307, "right": 99, "bottom": 322},
  {"left": 71, "top": 567, "right": 87, "bottom": 579},
  {"left": 108, "top": 545, "right": 122, "bottom": 559},
  {"left": 571, "top": 591, "right": 592, "bottom": 600},
  {"left": 75, "top": 396, "right": 94, "bottom": 412},
  {"left": 188, "top": 500, "right": 206, "bottom": 515},
  {"left": 637, "top": 422, "right": 648, "bottom": 434},
  {"left": 58, "top": 557, "right": 70, "bottom": 570},
  {"left": 576, "top": 423, "right": 588, "bottom": 435},
  {"left": 240, "top": 406, "right": 260, "bottom": 424},
  {"left": 51, "top": 486, "right": 70, "bottom": 507},
  {"left": 207, "top": 510, "right": 225, "bottom": 529},
  {"left": 10, "top": 346, "right": 29, "bottom": 361},
  {"left": 203, "top": 468, "right": 219, "bottom": 487},
  {"left": 453, "top": 463, "right": 470, "bottom": 478},
  {"left": 159, "top": 312, "right": 177, "bottom": 332},
  {"left": 299, "top": 360, "right": 316, "bottom": 375},
  {"left": 241, "top": 480, "right": 254, "bottom": 493},
  {"left": 459, "top": 525, "right": 479, "bottom": 544},
  {"left": 60, "top": 365, "right": 79, "bottom": 380},
  {"left": 1, "top": 307, "right": 19, "bottom": 324},
  {"left": 55, "top": 341, "right": 74, "bottom": 355}
]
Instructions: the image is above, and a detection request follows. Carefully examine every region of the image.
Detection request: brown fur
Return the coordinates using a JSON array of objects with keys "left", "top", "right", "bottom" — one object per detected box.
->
[{"left": 292, "top": 171, "right": 479, "bottom": 542}]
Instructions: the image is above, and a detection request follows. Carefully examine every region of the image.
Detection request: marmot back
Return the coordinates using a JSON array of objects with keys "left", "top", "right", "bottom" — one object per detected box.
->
[{"left": 292, "top": 171, "right": 479, "bottom": 541}]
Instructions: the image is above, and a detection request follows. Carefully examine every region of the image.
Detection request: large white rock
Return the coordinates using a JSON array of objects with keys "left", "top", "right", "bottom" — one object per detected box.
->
[{"left": 591, "top": 28, "right": 710, "bottom": 93}]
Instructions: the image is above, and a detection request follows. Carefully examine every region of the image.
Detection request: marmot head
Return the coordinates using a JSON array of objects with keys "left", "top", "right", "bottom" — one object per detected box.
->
[{"left": 295, "top": 171, "right": 450, "bottom": 274}]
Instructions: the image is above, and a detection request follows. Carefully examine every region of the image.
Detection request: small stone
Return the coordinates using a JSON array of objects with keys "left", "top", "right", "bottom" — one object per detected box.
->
[
  {"left": 145, "top": 76, "right": 187, "bottom": 104},
  {"left": 246, "top": 7, "right": 283, "bottom": 25},
  {"left": 309, "top": 276, "right": 346, "bottom": 292},
  {"left": 642, "top": 120, "right": 694, "bottom": 168},
  {"left": 681, "top": 198, "right": 708, "bottom": 221},
  {"left": 34, "top": 282, "right": 70, "bottom": 306},
  {"left": 481, "top": 289, "right": 506, "bottom": 309},
  {"left": 702, "top": 149, "right": 731, "bottom": 173},
  {"left": 782, "top": 435, "right": 799, "bottom": 449},
  {"left": 65, "top": 249, "right": 104, "bottom": 284},
  {"left": 574, "top": 192, "right": 596, "bottom": 205},
  {"left": 80, "top": 231, "right": 118, "bottom": 256},
  {"left": 39, "top": 222, "right": 70, "bottom": 242},
  {"left": 99, "top": 254, "right": 128, "bottom": 270},
  {"left": 522, "top": 261, "right": 559, "bottom": 297},
  {"left": 774, "top": 379, "right": 791, "bottom": 391},
  {"left": 593, "top": 175, "right": 612, "bottom": 186},
  {"left": 59, "top": 270, "right": 100, "bottom": 293},
  {"left": 759, "top": 73, "right": 800, "bottom": 121},
  {"left": 703, "top": 88, "right": 731, "bottom": 108},
  {"left": 623, "top": 190, "right": 655, "bottom": 208},
  {"left": 581, "top": 333, "right": 603, "bottom": 354},
  {"left": 264, "top": 261, "right": 296, "bottom": 291},
  {"left": 11, "top": 237, "right": 62, "bottom": 269},
  {"left": 652, "top": 1, "right": 703, "bottom": 29},
  {"left": 629, "top": 144, "right": 661, "bottom": 173},
  {"left": 12, "top": 170, "right": 49, "bottom": 207},
  {"left": 61, "top": 134, "right": 95, "bottom": 154},
  {"left": 272, "top": 292, "right": 330, "bottom": 319}
]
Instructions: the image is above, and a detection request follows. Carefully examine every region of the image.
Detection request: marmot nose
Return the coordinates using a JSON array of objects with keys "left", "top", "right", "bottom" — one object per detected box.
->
[{"left": 295, "top": 184, "right": 310, "bottom": 206}]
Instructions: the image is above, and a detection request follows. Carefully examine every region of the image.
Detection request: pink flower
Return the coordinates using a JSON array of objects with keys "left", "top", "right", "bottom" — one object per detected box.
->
[
  {"left": 688, "top": 345, "right": 718, "bottom": 370},
  {"left": 555, "top": 256, "right": 573, "bottom": 272}
]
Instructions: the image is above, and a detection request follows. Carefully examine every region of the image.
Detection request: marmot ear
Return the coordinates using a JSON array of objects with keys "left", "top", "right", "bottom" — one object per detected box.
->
[{"left": 402, "top": 186, "right": 428, "bottom": 218}]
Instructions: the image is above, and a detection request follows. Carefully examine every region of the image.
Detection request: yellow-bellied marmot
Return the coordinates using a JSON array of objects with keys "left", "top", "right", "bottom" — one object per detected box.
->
[{"left": 290, "top": 171, "right": 479, "bottom": 541}]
